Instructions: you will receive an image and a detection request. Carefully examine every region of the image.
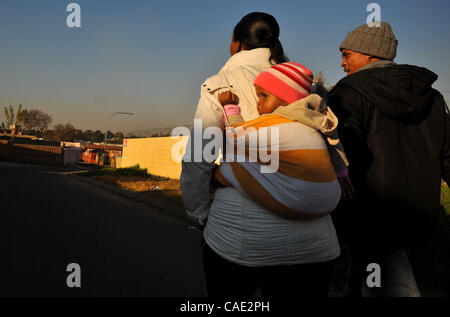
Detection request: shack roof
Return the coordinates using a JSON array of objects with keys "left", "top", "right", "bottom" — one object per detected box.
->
[{"left": 86, "top": 144, "right": 123, "bottom": 151}]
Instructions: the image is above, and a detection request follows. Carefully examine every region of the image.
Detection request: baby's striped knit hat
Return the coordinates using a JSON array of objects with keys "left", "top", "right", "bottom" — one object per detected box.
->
[{"left": 254, "top": 62, "right": 313, "bottom": 103}]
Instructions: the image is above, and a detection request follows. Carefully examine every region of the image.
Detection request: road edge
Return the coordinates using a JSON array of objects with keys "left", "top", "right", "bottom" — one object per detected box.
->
[{"left": 67, "top": 172, "right": 191, "bottom": 227}]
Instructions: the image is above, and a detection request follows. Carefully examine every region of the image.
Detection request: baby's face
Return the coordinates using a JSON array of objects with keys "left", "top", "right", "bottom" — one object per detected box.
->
[{"left": 255, "top": 85, "right": 288, "bottom": 115}]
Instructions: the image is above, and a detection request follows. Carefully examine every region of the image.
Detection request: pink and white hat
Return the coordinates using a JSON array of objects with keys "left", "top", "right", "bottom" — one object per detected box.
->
[{"left": 254, "top": 62, "right": 314, "bottom": 103}]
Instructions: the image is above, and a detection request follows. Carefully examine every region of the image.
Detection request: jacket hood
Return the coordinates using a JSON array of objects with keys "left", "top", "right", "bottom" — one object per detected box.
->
[
  {"left": 271, "top": 94, "right": 349, "bottom": 167},
  {"left": 337, "top": 64, "right": 438, "bottom": 123},
  {"left": 272, "top": 94, "right": 339, "bottom": 137}
]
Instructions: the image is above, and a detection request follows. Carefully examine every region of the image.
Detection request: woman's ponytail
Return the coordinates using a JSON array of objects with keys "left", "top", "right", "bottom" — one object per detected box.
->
[{"left": 269, "top": 38, "right": 288, "bottom": 64}]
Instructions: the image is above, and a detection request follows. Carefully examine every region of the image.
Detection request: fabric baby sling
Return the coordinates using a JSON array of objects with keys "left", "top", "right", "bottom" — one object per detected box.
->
[{"left": 215, "top": 94, "right": 343, "bottom": 220}]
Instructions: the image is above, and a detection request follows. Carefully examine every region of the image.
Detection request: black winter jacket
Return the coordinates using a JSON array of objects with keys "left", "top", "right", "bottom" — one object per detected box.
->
[{"left": 329, "top": 64, "right": 450, "bottom": 251}]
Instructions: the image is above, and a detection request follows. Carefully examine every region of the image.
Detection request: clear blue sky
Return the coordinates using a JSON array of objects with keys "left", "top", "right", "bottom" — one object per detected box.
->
[{"left": 0, "top": 0, "right": 449, "bottom": 133}]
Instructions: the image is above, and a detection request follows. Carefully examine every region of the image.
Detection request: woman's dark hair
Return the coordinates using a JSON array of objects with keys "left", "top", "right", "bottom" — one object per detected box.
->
[{"left": 233, "top": 12, "right": 288, "bottom": 64}]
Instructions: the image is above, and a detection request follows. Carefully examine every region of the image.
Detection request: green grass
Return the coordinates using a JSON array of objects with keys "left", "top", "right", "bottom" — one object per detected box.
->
[
  {"left": 441, "top": 181, "right": 450, "bottom": 213},
  {"left": 408, "top": 181, "right": 450, "bottom": 295}
]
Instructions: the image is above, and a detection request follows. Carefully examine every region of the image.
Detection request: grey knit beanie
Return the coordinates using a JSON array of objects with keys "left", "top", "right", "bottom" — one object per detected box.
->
[{"left": 339, "top": 22, "right": 398, "bottom": 60}]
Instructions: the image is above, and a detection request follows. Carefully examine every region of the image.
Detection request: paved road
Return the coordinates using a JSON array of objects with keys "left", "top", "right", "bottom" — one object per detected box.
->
[{"left": 0, "top": 161, "right": 206, "bottom": 297}]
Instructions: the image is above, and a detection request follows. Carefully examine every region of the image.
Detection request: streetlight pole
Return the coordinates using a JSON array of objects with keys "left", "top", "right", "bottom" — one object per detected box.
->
[{"left": 104, "top": 112, "right": 134, "bottom": 165}]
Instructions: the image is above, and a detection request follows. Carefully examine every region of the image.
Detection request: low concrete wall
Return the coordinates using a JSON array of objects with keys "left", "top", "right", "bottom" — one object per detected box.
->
[
  {"left": 63, "top": 147, "right": 81, "bottom": 166},
  {"left": 61, "top": 142, "right": 81, "bottom": 148},
  {"left": 0, "top": 141, "right": 82, "bottom": 167},
  {"left": 118, "top": 136, "right": 188, "bottom": 179},
  {"left": 0, "top": 142, "right": 63, "bottom": 166}
]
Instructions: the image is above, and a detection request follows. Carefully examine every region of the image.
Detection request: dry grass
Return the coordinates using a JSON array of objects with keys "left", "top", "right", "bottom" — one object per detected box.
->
[
  {"left": 91, "top": 174, "right": 178, "bottom": 192},
  {"left": 78, "top": 165, "right": 182, "bottom": 204},
  {"left": 93, "top": 174, "right": 182, "bottom": 204}
]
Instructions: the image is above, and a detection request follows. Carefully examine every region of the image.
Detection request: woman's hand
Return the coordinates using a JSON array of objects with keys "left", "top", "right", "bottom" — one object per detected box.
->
[{"left": 218, "top": 90, "right": 239, "bottom": 106}]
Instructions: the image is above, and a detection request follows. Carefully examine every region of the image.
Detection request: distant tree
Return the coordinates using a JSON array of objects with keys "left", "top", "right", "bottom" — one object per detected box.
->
[
  {"left": 18, "top": 109, "right": 52, "bottom": 137},
  {"left": 19, "top": 109, "right": 31, "bottom": 130},
  {"left": 16, "top": 105, "right": 26, "bottom": 126},
  {"left": 83, "top": 129, "right": 94, "bottom": 143},
  {"left": 74, "top": 129, "right": 84, "bottom": 141},
  {"left": 35, "top": 111, "right": 52, "bottom": 137},
  {"left": 54, "top": 124, "right": 64, "bottom": 141},
  {"left": 108, "top": 131, "right": 124, "bottom": 144},
  {"left": 93, "top": 130, "right": 105, "bottom": 143},
  {"left": 54, "top": 123, "right": 76, "bottom": 141},
  {"left": 65, "top": 124, "right": 76, "bottom": 141},
  {"left": 106, "top": 130, "right": 114, "bottom": 142},
  {"left": 114, "top": 131, "right": 124, "bottom": 139},
  {"left": 112, "top": 131, "right": 124, "bottom": 144},
  {"left": 4, "top": 104, "right": 23, "bottom": 128},
  {"left": 42, "top": 129, "right": 57, "bottom": 141}
]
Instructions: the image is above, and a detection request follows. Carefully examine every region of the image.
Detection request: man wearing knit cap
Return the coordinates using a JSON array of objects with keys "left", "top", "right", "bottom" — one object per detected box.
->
[{"left": 329, "top": 22, "right": 450, "bottom": 297}]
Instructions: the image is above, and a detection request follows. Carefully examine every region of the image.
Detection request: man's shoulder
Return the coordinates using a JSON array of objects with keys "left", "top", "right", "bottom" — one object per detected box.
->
[
  {"left": 329, "top": 76, "right": 362, "bottom": 101},
  {"left": 330, "top": 64, "right": 422, "bottom": 100},
  {"left": 332, "top": 68, "right": 381, "bottom": 91},
  {"left": 334, "top": 64, "right": 436, "bottom": 89},
  {"left": 329, "top": 75, "right": 372, "bottom": 114}
]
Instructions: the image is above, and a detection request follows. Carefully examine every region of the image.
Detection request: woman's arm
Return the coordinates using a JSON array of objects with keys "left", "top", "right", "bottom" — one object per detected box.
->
[{"left": 180, "top": 85, "right": 224, "bottom": 227}]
